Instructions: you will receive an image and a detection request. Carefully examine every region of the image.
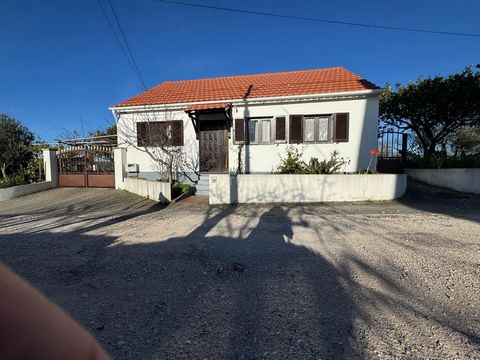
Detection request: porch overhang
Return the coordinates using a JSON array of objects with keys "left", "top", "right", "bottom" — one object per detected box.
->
[{"left": 185, "top": 102, "right": 232, "bottom": 138}]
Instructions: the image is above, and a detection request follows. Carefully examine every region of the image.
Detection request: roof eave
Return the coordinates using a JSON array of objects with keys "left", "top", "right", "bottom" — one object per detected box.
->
[{"left": 110, "top": 88, "right": 383, "bottom": 113}]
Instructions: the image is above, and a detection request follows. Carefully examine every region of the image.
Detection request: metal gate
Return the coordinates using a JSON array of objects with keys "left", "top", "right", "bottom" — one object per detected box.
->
[
  {"left": 377, "top": 130, "right": 408, "bottom": 174},
  {"left": 57, "top": 146, "right": 115, "bottom": 188}
]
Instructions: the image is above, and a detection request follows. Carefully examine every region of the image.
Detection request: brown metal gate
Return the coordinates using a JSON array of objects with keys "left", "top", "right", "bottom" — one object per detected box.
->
[{"left": 57, "top": 146, "right": 115, "bottom": 188}]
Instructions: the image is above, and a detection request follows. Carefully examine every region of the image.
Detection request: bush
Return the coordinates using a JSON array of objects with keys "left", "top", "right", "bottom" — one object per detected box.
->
[
  {"left": 304, "top": 151, "right": 349, "bottom": 174},
  {"left": 0, "top": 173, "right": 27, "bottom": 189},
  {"left": 276, "top": 148, "right": 349, "bottom": 174},
  {"left": 171, "top": 181, "right": 192, "bottom": 198},
  {"left": 276, "top": 147, "right": 307, "bottom": 174}
]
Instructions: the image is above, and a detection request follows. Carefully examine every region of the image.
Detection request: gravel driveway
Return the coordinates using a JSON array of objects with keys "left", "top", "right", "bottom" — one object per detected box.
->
[{"left": 1, "top": 183, "right": 479, "bottom": 359}]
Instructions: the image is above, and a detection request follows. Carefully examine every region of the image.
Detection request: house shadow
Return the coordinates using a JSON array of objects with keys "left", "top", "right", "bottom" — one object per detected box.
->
[{"left": 0, "top": 203, "right": 363, "bottom": 360}]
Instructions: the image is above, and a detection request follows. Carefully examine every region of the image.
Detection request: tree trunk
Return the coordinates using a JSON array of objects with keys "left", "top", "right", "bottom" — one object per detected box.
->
[
  {"left": 423, "top": 143, "right": 437, "bottom": 167},
  {"left": 1, "top": 164, "right": 6, "bottom": 179},
  {"left": 423, "top": 148, "right": 432, "bottom": 166},
  {"left": 167, "top": 156, "right": 174, "bottom": 183}
]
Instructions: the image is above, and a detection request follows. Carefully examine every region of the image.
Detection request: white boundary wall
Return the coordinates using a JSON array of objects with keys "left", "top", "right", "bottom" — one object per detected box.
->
[
  {"left": 209, "top": 174, "right": 407, "bottom": 204},
  {"left": 124, "top": 178, "right": 171, "bottom": 203},
  {"left": 406, "top": 168, "right": 480, "bottom": 194},
  {"left": 0, "top": 181, "right": 56, "bottom": 201}
]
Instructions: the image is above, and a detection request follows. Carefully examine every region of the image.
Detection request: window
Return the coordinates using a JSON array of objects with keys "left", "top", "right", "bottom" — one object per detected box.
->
[
  {"left": 318, "top": 116, "right": 329, "bottom": 141},
  {"left": 136, "top": 121, "right": 183, "bottom": 147},
  {"left": 247, "top": 118, "right": 273, "bottom": 144},
  {"left": 289, "top": 113, "right": 348, "bottom": 143},
  {"left": 261, "top": 119, "right": 271, "bottom": 143},
  {"left": 304, "top": 117, "right": 315, "bottom": 142},
  {"left": 248, "top": 120, "right": 257, "bottom": 143}
]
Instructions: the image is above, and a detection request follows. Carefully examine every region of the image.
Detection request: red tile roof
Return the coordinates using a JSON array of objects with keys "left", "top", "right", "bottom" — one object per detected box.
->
[
  {"left": 114, "top": 67, "right": 379, "bottom": 108},
  {"left": 185, "top": 102, "right": 231, "bottom": 111}
]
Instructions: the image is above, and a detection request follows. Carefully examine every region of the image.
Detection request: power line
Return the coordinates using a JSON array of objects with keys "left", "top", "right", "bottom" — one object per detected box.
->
[
  {"left": 155, "top": 0, "right": 480, "bottom": 39},
  {"left": 96, "top": 0, "right": 140, "bottom": 82},
  {"left": 106, "top": 0, "right": 148, "bottom": 89}
]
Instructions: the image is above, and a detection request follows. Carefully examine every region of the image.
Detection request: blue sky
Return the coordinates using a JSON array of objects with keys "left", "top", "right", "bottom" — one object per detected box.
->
[{"left": 1, "top": 0, "right": 478, "bottom": 142}]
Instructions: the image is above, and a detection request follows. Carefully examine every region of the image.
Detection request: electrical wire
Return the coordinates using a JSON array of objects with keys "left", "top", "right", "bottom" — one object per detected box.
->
[
  {"left": 106, "top": 0, "right": 148, "bottom": 89},
  {"left": 96, "top": 0, "right": 141, "bottom": 84},
  {"left": 155, "top": 0, "right": 480, "bottom": 39}
]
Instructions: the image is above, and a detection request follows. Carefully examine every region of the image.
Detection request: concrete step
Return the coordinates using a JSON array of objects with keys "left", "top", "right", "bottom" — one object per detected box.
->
[{"left": 196, "top": 174, "right": 209, "bottom": 196}]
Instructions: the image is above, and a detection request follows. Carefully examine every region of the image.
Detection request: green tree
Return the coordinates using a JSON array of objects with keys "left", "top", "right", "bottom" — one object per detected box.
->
[
  {"left": 380, "top": 66, "right": 480, "bottom": 164},
  {"left": 0, "top": 114, "right": 34, "bottom": 179},
  {"left": 453, "top": 126, "right": 480, "bottom": 156},
  {"left": 88, "top": 123, "right": 117, "bottom": 137}
]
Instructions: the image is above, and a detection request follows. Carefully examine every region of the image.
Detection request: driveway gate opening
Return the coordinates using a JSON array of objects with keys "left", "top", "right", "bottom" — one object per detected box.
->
[
  {"left": 57, "top": 137, "right": 116, "bottom": 188},
  {"left": 377, "top": 130, "right": 408, "bottom": 174}
]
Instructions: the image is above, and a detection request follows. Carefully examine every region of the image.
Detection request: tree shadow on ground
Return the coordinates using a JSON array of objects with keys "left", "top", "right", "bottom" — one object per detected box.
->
[
  {"left": 0, "top": 203, "right": 363, "bottom": 360},
  {"left": 1, "top": 187, "right": 480, "bottom": 359}
]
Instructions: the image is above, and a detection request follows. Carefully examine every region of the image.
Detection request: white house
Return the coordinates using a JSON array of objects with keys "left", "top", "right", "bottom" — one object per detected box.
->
[{"left": 111, "top": 67, "right": 382, "bottom": 192}]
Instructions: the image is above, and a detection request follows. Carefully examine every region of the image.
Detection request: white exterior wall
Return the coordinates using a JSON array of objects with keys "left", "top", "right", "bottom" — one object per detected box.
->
[
  {"left": 114, "top": 93, "right": 379, "bottom": 176},
  {"left": 116, "top": 109, "right": 197, "bottom": 179},
  {"left": 229, "top": 96, "right": 379, "bottom": 173}
]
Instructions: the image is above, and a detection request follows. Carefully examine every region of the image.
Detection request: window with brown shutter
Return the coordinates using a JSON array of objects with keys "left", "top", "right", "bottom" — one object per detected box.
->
[
  {"left": 136, "top": 120, "right": 184, "bottom": 147},
  {"left": 289, "top": 115, "right": 303, "bottom": 143},
  {"left": 234, "top": 118, "right": 245, "bottom": 143},
  {"left": 275, "top": 116, "right": 286, "bottom": 142},
  {"left": 171, "top": 120, "right": 184, "bottom": 146},
  {"left": 136, "top": 122, "right": 147, "bottom": 147},
  {"left": 333, "top": 113, "right": 349, "bottom": 142}
]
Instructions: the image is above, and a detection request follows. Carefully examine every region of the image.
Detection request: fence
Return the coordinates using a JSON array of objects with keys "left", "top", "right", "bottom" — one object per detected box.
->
[
  {"left": 57, "top": 145, "right": 115, "bottom": 187},
  {"left": 123, "top": 177, "right": 171, "bottom": 203},
  {"left": 209, "top": 174, "right": 407, "bottom": 204}
]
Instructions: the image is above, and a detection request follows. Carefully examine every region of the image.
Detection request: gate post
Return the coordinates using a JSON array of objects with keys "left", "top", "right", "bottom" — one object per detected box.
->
[
  {"left": 43, "top": 149, "right": 58, "bottom": 187},
  {"left": 114, "top": 148, "right": 127, "bottom": 190}
]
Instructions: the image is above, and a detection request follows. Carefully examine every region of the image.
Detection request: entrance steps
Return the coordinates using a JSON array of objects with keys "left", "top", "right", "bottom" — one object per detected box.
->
[{"left": 196, "top": 174, "right": 209, "bottom": 196}]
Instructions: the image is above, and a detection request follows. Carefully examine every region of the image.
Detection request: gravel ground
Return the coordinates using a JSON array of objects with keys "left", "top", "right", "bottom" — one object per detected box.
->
[{"left": 0, "top": 183, "right": 479, "bottom": 359}]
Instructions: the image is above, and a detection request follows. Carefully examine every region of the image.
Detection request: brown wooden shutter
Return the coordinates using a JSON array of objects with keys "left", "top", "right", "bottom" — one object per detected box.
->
[
  {"left": 137, "top": 122, "right": 147, "bottom": 146},
  {"left": 334, "top": 113, "right": 349, "bottom": 142},
  {"left": 171, "top": 120, "right": 184, "bottom": 146},
  {"left": 275, "top": 116, "right": 286, "bottom": 141},
  {"left": 234, "top": 118, "right": 245, "bottom": 142},
  {"left": 151, "top": 122, "right": 163, "bottom": 146},
  {"left": 289, "top": 115, "right": 303, "bottom": 143}
]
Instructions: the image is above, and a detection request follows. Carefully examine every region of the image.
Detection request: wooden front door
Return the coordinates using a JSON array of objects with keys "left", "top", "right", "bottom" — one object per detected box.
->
[{"left": 199, "top": 125, "right": 228, "bottom": 173}]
